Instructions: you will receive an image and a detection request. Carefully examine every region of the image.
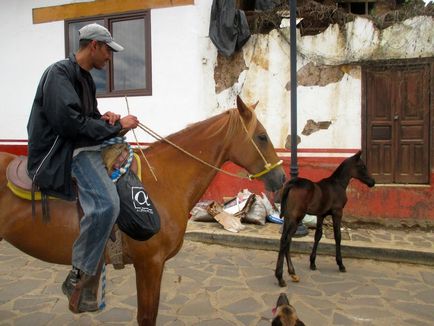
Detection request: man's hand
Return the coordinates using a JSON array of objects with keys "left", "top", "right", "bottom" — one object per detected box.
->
[
  {"left": 101, "top": 111, "right": 121, "bottom": 125},
  {"left": 120, "top": 115, "right": 139, "bottom": 130}
]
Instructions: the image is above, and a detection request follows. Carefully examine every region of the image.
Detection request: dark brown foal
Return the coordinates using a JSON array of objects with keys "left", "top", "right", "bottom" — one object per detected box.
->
[{"left": 275, "top": 151, "right": 375, "bottom": 287}]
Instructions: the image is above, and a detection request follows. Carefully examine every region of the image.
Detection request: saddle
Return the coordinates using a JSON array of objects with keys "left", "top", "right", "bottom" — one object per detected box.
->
[
  {"left": 6, "top": 156, "right": 37, "bottom": 200},
  {"left": 6, "top": 149, "right": 141, "bottom": 201}
]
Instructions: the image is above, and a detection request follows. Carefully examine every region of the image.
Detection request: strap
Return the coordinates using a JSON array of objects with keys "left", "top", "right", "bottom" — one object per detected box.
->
[{"left": 31, "top": 183, "right": 36, "bottom": 219}]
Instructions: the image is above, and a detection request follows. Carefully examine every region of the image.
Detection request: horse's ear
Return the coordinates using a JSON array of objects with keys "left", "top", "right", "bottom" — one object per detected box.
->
[
  {"left": 251, "top": 100, "right": 259, "bottom": 110},
  {"left": 354, "top": 150, "right": 362, "bottom": 159},
  {"left": 236, "top": 96, "right": 252, "bottom": 119}
]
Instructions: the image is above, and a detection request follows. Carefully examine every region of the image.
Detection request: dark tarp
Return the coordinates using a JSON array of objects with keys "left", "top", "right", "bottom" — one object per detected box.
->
[{"left": 209, "top": 0, "right": 251, "bottom": 57}]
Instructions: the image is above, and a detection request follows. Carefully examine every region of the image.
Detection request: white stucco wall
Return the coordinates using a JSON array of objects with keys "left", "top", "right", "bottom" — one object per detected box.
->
[
  {"left": 214, "top": 15, "right": 434, "bottom": 150},
  {"left": 0, "top": 0, "right": 215, "bottom": 144},
  {"left": 0, "top": 1, "right": 432, "bottom": 152}
]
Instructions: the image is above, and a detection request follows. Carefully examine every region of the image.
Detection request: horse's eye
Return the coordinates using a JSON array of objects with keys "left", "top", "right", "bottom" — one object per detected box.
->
[{"left": 257, "top": 134, "right": 268, "bottom": 142}]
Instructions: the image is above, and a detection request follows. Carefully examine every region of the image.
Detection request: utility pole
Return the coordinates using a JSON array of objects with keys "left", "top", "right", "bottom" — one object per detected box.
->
[
  {"left": 289, "top": 0, "right": 298, "bottom": 179},
  {"left": 289, "top": 0, "right": 308, "bottom": 237}
]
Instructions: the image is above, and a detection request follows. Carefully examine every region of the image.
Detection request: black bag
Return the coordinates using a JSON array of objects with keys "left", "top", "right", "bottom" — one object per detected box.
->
[{"left": 116, "top": 170, "right": 160, "bottom": 241}]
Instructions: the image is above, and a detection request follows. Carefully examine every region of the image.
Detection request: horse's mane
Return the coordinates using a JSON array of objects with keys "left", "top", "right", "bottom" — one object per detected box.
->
[
  {"left": 146, "top": 107, "right": 258, "bottom": 149},
  {"left": 210, "top": 108, "right": 258, "bottom": 143}
]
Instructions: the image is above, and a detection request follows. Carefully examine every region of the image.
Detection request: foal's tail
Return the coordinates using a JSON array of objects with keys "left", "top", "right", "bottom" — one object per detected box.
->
[{"left": 279, "top": 179, "right": 297, "bottom": 218}]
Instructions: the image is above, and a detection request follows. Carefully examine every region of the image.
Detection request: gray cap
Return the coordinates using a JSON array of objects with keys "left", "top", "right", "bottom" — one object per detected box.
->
[{"left": 79, "top": 23, "right": 124, "bottom": 52}]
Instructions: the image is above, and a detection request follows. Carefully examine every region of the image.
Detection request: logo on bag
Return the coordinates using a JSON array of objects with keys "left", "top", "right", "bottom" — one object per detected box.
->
[{"left": 131, "top": 187, "right": 154, "bottom": 213}]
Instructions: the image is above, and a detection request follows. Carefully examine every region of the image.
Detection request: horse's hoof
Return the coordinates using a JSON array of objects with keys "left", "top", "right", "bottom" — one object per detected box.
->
[
  {"left": 339, "top": 266, "right": 346, "bottom": 273},
  {"left": 290, "top": 274, "right": 300, "bottom": 282},
  {"left": 278, "top": 279, "right": 287, "bottom": 287},
  {"left": 310, "top": 264, "right": 316, "bottom": 271}
]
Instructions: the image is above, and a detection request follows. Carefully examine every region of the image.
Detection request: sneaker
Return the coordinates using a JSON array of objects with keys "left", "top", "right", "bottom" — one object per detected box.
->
[
  {"left": 62, "top": 267, "right": 99, "bottom": 313},
  {"left": 61, "top": 267, "right": 80, "bottom": 300}
]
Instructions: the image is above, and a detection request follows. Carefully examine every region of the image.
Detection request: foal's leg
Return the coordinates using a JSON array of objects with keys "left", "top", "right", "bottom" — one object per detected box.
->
[
  {"left": 275, "top": 217, "right": 299, "bottom": 287},
  {"left": 309, "top": 215, "right": 325, "bottom": 270},
  {"left": 284, "top": 218, "right": 301, "bottom": 283},
  {"left": 332, "top": 211, "right": 346, "bottom": 272}
]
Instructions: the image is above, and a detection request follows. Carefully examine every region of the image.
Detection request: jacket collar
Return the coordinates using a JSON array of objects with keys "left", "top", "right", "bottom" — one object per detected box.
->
[{"left": 69, "top": 53, "right": 92, "bottom": 78}]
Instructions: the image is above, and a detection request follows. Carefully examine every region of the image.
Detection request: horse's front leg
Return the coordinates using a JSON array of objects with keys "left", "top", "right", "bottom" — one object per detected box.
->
[
  {"left": 134, "top": 260, "right": 164, "bottom": 326},
  {"left": 309, "top": 215, "right": 325, "bottom": 270},
  {"left": 332, "top": 211, "right": 346, "bottom": 272}
]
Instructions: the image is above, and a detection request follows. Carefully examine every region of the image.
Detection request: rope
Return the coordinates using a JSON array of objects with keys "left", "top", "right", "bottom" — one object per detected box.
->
[
  {"left": 125, "top": 97, "right": 158, "bottom": 182},
  {"left": 101, "top": 136, "right": 133, "bottom": 182},
  {"left": 137, "top": 122, "right": 250, "bottom": 179},
  {"left": 98, "top": 263, "right": 106, "bottom": 310}
]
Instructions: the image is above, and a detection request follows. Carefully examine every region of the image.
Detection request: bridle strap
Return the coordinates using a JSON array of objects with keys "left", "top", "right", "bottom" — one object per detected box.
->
[
  {"left": 237, "top": 114, "right": 282, "bottom": 179},
  {"left": 248, "top": 160, "right": 283, "bottom": 180}
]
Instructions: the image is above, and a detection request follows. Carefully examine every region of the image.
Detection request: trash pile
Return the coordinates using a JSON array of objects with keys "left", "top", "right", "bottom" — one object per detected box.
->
[
  {"left": 190, "top": 189, "right": 282, "bottom": 233},
  {"left": 190, "top": 189, "right": 318, "bottom": 233}
]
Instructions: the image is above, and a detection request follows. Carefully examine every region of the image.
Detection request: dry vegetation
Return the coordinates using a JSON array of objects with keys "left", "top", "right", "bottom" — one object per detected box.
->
[{"left": 246, "top": 0, "right": 434, "bottom": 35}]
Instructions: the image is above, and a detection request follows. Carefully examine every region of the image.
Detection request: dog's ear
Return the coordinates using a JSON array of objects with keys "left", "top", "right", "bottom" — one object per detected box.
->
[
  {"left": 271, "top": 316, "right": 283, "bottom": 326},
  {"left": 295, "top": 319, "right": 306, "bottom": 326},
  {"left": 276, "top": 293, "right": 290, "bottom": 306}
]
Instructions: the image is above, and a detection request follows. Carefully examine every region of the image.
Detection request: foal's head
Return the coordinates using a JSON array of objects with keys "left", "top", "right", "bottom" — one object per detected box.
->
[
  {"left": 349, "top": 151, "right": 375, "bottom": 188},
  {"left": 227, "top": 96, "right": 285, "bottom": 192}
]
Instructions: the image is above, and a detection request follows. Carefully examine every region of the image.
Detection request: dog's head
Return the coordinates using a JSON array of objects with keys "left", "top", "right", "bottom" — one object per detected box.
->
[{"left": 272, "top": 293, "right": 305, "bottom": 326}]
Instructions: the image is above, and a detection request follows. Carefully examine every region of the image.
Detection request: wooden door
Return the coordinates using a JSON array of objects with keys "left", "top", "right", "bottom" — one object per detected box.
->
[{"left": 364, "top": 63, "right": 430, "bottom": 184}]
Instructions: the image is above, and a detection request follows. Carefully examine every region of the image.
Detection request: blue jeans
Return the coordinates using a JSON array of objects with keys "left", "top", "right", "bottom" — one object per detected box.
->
[{"left": 71, "top": 151, "right": 120, "bottom": 276}]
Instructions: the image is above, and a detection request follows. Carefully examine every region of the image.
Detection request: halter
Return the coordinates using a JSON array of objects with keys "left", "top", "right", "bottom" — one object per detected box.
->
[
  {"left": 237, "top": 114, "right": 283, "bottom": 179},
  {"left": 134, "top": 110, "right": 282, "bottom": 181}
]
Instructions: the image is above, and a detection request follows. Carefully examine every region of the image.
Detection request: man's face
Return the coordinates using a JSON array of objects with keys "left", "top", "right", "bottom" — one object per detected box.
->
[{"left": 92, "top": 41, "right": 112, "bottom": 70}]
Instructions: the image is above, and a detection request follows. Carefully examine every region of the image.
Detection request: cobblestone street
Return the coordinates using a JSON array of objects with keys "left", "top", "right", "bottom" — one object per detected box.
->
[{"left": 0, "top": 237, "right": 433, "bottom": 325}]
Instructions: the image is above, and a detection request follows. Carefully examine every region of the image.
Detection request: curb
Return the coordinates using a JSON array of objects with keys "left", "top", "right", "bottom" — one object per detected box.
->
[{"left": 185, "top": 231, "right": 434, "bottom": 266}]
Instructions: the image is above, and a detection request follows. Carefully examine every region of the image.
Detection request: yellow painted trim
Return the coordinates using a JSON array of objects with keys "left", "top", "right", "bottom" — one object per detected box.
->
[{"left": 33, "top": 0, "right": 194, "bottom": 24}]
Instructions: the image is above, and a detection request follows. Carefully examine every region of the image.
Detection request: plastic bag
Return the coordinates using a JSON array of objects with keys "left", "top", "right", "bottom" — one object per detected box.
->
[
  {"left": 190, "top": 200, "right": 215, "bottom": 222},
  {"left": 225, "top": 189, "right": 267, "bottom": 225},
  {"left": 116, "top": 170, "right": 160, "bottom": 241}
]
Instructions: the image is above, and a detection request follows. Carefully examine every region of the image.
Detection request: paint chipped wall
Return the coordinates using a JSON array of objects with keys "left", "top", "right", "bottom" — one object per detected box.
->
[{"left": 209, "top": 15, "right": 434, "bottom": 150}]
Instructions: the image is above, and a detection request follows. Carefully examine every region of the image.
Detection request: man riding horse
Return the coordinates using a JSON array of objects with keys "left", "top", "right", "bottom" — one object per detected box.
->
[{"left": 27, "top": 23, "right": 139, "bottom": 313}]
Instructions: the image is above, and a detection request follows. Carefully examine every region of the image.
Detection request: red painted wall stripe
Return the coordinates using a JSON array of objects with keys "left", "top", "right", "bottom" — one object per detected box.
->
[{"left": 0, "top": 142, "right": 432, "bottom": 222}]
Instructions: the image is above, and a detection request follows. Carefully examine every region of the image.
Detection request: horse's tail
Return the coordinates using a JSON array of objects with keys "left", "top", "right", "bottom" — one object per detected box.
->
[{"left": 279, "top": 179, "right": 297, "bottom": 218}]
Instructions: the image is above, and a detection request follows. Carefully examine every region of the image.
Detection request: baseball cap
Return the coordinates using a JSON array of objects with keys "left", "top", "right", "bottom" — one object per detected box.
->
[{"left": 79, "top": 23, "right": 124, "bottom": 52}]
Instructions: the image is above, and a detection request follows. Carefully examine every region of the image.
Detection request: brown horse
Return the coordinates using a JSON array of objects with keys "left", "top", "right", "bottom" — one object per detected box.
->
[
  {"left": 0, "top": 96, "right": 285, "bottom": 325},
  {"left": 275, "top": 151, "right": 375, "bottom": 287}
]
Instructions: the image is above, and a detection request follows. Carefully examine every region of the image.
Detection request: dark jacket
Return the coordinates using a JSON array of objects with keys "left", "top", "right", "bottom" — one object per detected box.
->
[{"left": 27, "top": 54, "right": 121, "bottom": 200}]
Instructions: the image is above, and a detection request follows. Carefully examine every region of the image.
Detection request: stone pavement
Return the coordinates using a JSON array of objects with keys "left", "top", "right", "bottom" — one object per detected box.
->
[
  {"left": 185, "top": 220, "right": 434, "bottom": 266},
  {"left": 0, "top": 221, "right": 433, "bottom": 325}
]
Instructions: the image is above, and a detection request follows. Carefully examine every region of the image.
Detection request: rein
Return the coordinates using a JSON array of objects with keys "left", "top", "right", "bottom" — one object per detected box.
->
[{"left": 136, "top": 113, "right": 282, "bottom": 180}]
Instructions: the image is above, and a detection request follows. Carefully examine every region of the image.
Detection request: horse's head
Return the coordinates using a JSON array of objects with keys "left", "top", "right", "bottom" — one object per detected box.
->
[
  {"left": 349, "top": 151, "right": 375, "bottom": 188},
  {"left": 227, "top": 96, "right": 285, "bottom": 192}
]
